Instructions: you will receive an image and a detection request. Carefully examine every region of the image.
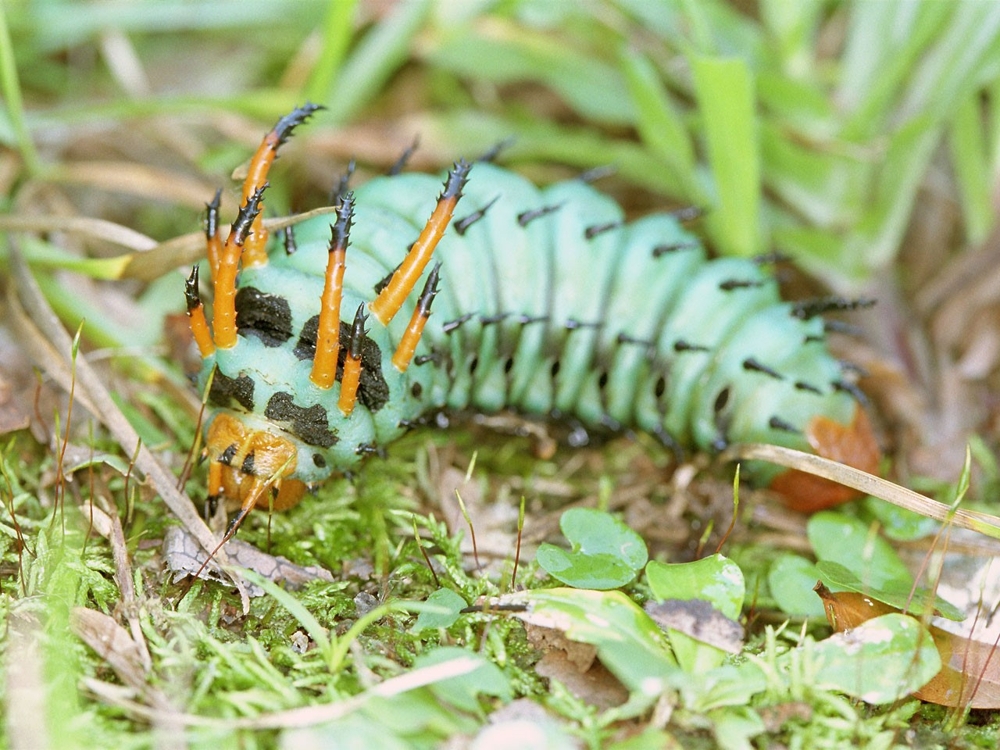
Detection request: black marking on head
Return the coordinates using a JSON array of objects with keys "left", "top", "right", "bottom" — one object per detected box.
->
[
  {"left": 241, "top": 451, "right": 256, "bottom": 475},
  {"left": 329, "top": 158, "right": 356, "bottom": 204},
  {"left": 743, "top": 357, "right": 784, "bottom": 380},
  {"left": 235, "top": 286, "right": 293, "bottom": 347},
  {"left": 282, "top": 225, "right": 297, "bottom": 255},
  {"left": 584, "top": 221, "right": 622, "bottom": 240},
  {"left": 264, "top": 392, "right": 339, "bottom": 448},
  {"left": 793, "top": 296, "right": 876, "bottom": 320},
  {"left": 476, "top": 137, "right": 515, "bottom": 163},
  {"left": 719, "top": 279, "right": 764, "bottom": 291},
  {"left": 312, "top": 453, "right": 327, "bottom": 468},
  {"left": 443, "top": 313, "right": 475, "bottom": 334},
  {"left": 205, "top": 188, "right": 222, "bottom": 239},
  {"left": 209, "top": 369, "right": 255, "bottom": 412},
  {"left": 219, "top": 443, "right": 238, "bottom": 465},
  {"left": 517, "top": 202, "right": 563, "bottom": 227},
  {"left": 387, "top": 135, "right": 420, "bottom": 176},
  {"left": 294, "top": 317, "right": 391, "bottom": 410},
  {"left": 652, "top": 241, "right": 699, "bottom": 257},
  {"left": 411, "top": 382, "right": 423, "bottom": 399},
  {"left": 674, "top": 339, "right": 710, "bottom": 353},
  {"left": 794, "top": 380, "right": 823, "bottom": 394},
  {"left": 231, "top": 184, "right": 267, "bottom": 246},
  {"left": 455, "top": 195, "right": 500, "bottom": 236},
  {"left": 768, "top": 416, "right": 799, "bottom": 434},
  {"left": 184, "top": 266, "right": 201, "bottom": 311},
  {"left": 273, "top": 103, "right": 323, "bottom": 147}
]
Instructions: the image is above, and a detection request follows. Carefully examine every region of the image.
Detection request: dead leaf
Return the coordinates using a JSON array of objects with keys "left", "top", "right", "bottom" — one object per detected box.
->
[
  {"left": 644, "top": 599, "right": 744, "bottom": 655},
  {"left": 525, "top": 623, "right": 628, "bottom": 709},
  {"left": 816, "top": 583, "right": 1000, "bottom": 708}
]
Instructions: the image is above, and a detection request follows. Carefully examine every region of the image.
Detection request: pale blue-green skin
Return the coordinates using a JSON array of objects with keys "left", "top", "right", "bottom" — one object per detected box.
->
[{"left": 197, "top": 163, "right": 856, "bottom": 488}]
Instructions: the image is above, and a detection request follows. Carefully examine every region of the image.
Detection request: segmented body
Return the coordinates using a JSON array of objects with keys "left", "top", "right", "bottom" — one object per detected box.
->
[{"left": 189, "top": 105, "right": 879, "bottom": 517}]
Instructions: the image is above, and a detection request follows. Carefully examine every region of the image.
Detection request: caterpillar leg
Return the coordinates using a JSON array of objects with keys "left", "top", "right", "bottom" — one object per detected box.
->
[
  {"left": 369, "top": 160, "right": 471, "bottom": 325},
  {"left": 769, "top": 406, "right": 881, "bottom": 512}
]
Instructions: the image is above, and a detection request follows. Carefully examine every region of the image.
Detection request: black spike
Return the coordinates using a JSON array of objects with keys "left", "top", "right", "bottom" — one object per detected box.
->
[
  {"left": 743, "top": 357, "right": 784, "bottom": 381},
  {"left": 329, "top": 158, "right": 356, "bottom": 204},
  {"left": 832, "top": 379, "right": 868, "bottom": 406},
  {"left": 719, "top": 278, "right": 765, "bottom": 291},
  {"left": 477, "top": 137, "right": 515, "bottom": 163},
  {"left": 282, "top": 225, "right": 298, "bottom": 255},
  {"left": 517, "top": 314, "right": 549, "bottom": 325},
  {"left": 231, "top": 184, "right": 268, "bottom": 246},
  {"left": 616, "top": 332, "right": 654, "bottom": 348},
  {"left": 185, "top": 266, "right": 201, "bottom": 311},
  {"left": 565, "top": 318, "right": 601, "bottom": 330},
  {"left": 479, "top": 312, "right": 510, "bottom": 326},
  {"left": 794, "top": 380, "right": 823, "bottom": 395},
  {"left": 838, "top": 360, "right": 869, "bottom": 377},
  {"left": 768, "top": 416, "right": 799, "bottom": 434},
  {"left": 584, "top": 221, "right": 622, "bottom": 240},
  {"left": 355, "top": 442, "right": 380, "bottom": 456},
  {"left": 440, "top": 160, "right": 472, "bottom": 201},
  {"left": 517, "top": 202, "right": 563, "bottom": 227},
  {"left": 273, "top": 103, "right": 324, "bottom": 147},
  {"left": 674, "top": 339, "right": 710, "bottom": 353},
  {"left": 348, "top": 303, "right": 369, "bottom": 360},
  {"left": 330, "top": 192, "right": 355, "bottom": 251},
  {"left": 455, "top": 195, "right": 500, "bottom": 236},
  {"left": 823, "top": 319, "right": 864, "bottom": 336},
  {"left": 204, "top": 188, "right": 222, "bottom": 240},
  {"left": 652, "top": 241, "right": 699, "bottom": 258},
  {"left": 578, "top": 164, "right": 617, "bottom": 184},
  {"left": 374, "top": 261, "right": 402, "bottom": 295},
  {"left": 388, "top": 136, "right": 420, "bottom": 176},
  {"left": 752, "top": 251, "right": 789, "bottom": 265},
  {"left": 415, "top": 263, "right": 441, "bottom": 318},
  {"left": 793, "top": 296, "right": 876, "bottom": 320},
  {"left": 442, "top": 313, "right": 475, "bottom": 334}
]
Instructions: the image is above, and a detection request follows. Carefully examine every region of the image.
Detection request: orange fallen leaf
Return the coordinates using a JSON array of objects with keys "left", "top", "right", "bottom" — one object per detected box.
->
[{"left": 815, "top": 583, "right": 1000, "bottom": 708}]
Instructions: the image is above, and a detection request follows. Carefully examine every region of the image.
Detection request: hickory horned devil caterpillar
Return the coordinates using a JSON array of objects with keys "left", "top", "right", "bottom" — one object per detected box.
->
[{"left": 185, "top": 103, "right": 880, "bottom": 535}]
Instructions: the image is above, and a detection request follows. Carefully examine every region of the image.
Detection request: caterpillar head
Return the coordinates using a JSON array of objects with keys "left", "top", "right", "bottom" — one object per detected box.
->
[
  {"left": 205, "top": 413, "right": 307, "bottom": 513},
  {"left": 769, "top": 405, "right": 880, "bottom": 512}
]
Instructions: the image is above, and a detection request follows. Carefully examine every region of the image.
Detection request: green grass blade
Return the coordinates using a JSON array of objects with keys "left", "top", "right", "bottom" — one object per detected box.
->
[
  {"left": 690, "top": 55, "right": 761, "bottom": 257},
  {"left": 950, "top": 92, "right": 993, "bottom": 245},
  {"left": 304, "top": 0, "right": 359, "bottom": 103},
  {"left": 0, "top": 2, "right": 40, "bottom": 172}
]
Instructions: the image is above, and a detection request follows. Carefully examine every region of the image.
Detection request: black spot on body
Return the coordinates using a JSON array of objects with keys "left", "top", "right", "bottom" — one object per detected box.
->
[
  {"left": 219, "top": 443, "right": 238, "bottom": 465},
  {"left": 241, "top": 451, "right": 256, "bottom": 475},
  {"left": 265, "top": 392, "right": 339, "bottom": 448},
  {"left": 293, "top": 319, "right": 391, "bottom": 412},
  {"left": 209, "top": 369, "right": 255, "bottom": 412},
  {"left": 235, "top": 286, "right": 293, "bottom": 347},
  {"left": 313, "top": 453, "right": 327, "bottom": 468},
  {"left": 411, "top": 382, "right": 423, "bottom": 399}
]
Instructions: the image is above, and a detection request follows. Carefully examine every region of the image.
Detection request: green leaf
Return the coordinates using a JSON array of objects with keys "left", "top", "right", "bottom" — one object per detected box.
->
[
  {"left": 414, "top": 646, "right": 511, "bottom": 713},
  {"left": 536, "top": 508, "right": 648, "bottom": 589},
  {"left": 807, "top": 614, "right": 941, "bottom": 704},
  {"left": 815, "top": 561, "right": 963, "bottom": 622},
  {"left": 513, "top": 588, "right": 678, "bottom": 695},
  {"left": 690, "top": 55, "right": 761, "bottom": 257},
  {"left": 806, "top": 511, "right": 912, "bottom": 590},
  {"left": 767, "top": 554, "right": 825, "bottom": 618},
  {"left": 410, "top": 588, "right": 467, "bottom": 632},
  {"left": 646, "top": 555, "right": 745, "bottom": 673}
]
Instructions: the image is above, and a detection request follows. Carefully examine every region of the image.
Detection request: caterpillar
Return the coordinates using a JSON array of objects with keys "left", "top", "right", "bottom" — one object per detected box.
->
[{"left": 186, "top": 104, "right": 879, "bottom": 526}]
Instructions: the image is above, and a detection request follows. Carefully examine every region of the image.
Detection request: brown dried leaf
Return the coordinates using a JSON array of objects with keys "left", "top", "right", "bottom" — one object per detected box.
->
[{"left": 816, "top": 583, "right": 1000, "bottom": 708}]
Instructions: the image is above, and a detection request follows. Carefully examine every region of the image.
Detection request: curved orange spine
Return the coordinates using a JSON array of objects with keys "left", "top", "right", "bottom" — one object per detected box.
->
[
  {"left": 392, "top": 263, "right": 440, "bottom": 372},
  {"left": 370, "top": 161, "right": 470, "bottom": 326},
  {"left": 185, "top": 266, "right": 215, "bottom": 357},
  {"left": 212, "top": 185, "right": 266, "bottom": 349},
  {"left": 238, "top": 104, "right": 323, "bottom": 268},
  {"left": 310, "top": 195, "right": 354, "bottom": 389},
  {"left": 338, "top": 304, "right": 367, "bottom": 415}
]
